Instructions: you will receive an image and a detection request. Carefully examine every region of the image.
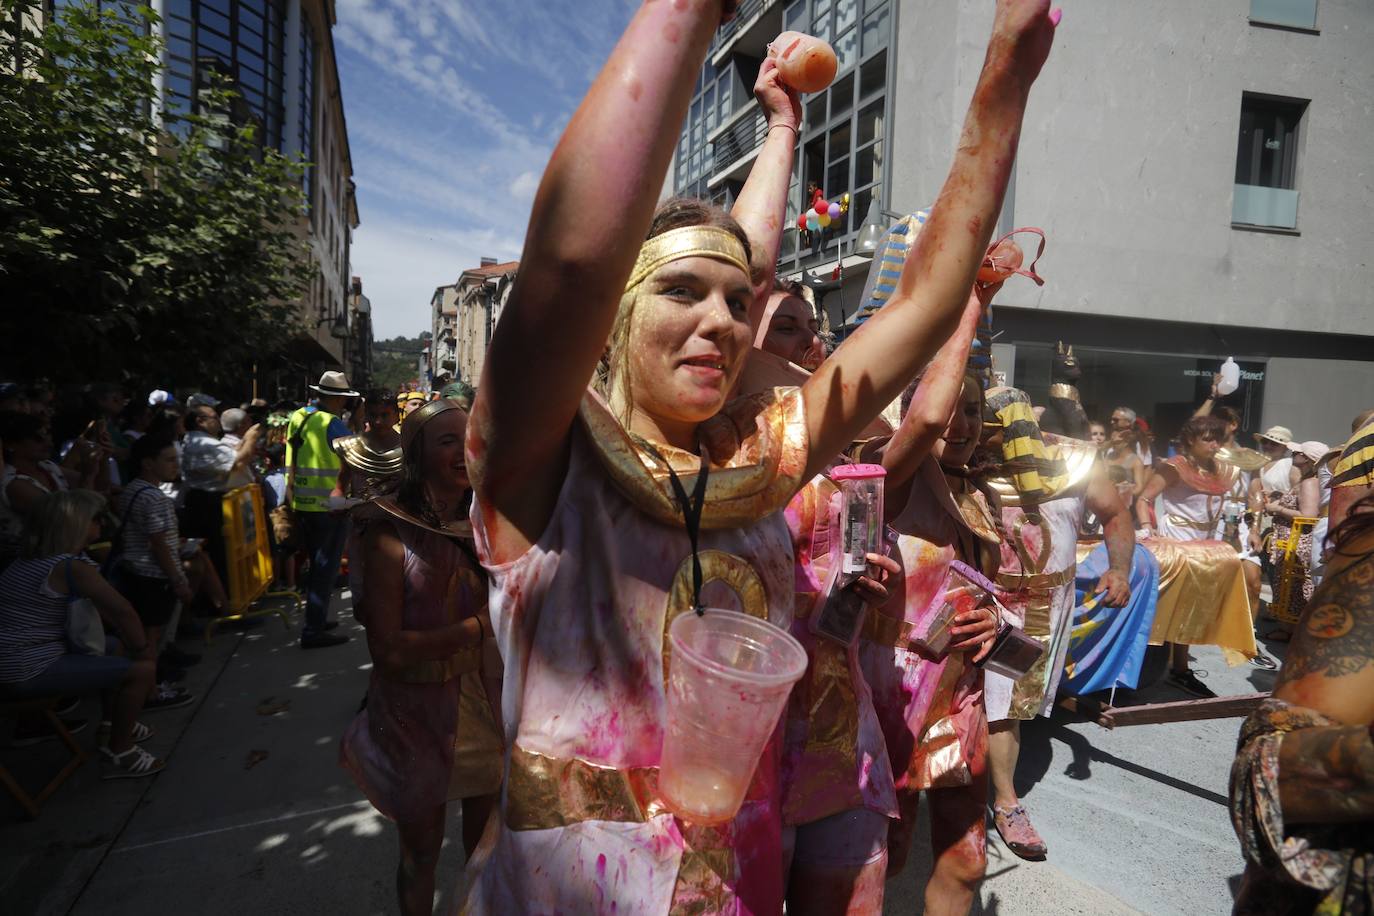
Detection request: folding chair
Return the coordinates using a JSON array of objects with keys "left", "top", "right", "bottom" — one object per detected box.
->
[{"left": 0, "top": 697, "right": 88, "bottom": 818}]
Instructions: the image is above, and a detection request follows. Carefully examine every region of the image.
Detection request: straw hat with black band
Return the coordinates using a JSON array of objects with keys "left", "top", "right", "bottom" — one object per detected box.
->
[{"left": 310, "top": 370, "right": 360, "bottom": 398}]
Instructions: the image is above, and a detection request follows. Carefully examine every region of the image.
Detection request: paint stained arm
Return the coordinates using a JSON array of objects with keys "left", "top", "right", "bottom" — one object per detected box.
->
[{"left": 801, "top": 1, "right": 1060, "bottom": 480}]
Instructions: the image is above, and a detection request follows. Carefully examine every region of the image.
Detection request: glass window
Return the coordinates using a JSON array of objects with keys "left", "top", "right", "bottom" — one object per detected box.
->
[
  {"left": 200, "top": 7, "right": 231, "bottom": 37},
  {"left": 827, "top": 121, "right": 851, "bottom": 161},
  {"left": 830, "top": 73, "right": 854, "bottom": 119},
  {"left": 836, "top": 0, "right": 858, "bottom": 32},
  {"left": 826, "top": 156, "right": 850, "bottom": 199},
  {"left": 1235, "top": 94, "right": 1306, "bottom": 189},
  {"left": 855, "top": 140, "right": 882, "bottom": 188},
  {"left": 835, "top": 27, "right": 857, "bottom": 73},
  {"left": 785, "top": 0, "right": 807, "bottom": 30},
  {"left": 860, "top": 50, "right": 886, "bottom": 98},
  {"left": 1250, "top": 0, "right": 1317, "bottom": 29},
  {"left": 861, "top": 4, "right": 889, "bottom": 57},
  {"left": 857, "top": 99, "right": 884, "bottom": 145},
  {"left": 805, "top": 95, "right": 827, "bottom": 129}
]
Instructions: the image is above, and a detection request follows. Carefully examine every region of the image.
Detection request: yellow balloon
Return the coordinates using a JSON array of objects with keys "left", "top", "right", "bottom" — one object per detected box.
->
[{"left": 818, "top": 213, "right": 832, "bottom": 228}]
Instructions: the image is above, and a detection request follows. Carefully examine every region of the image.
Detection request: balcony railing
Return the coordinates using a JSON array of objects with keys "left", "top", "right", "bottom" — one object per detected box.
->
[
  {"left": 713, "top": 0, "right": 771, "bottom": 50},
  {"left": 1233, "top": 184, "right": 1299, "bottom": 230},
  {"left": 711, "top": 110, "right": 768, "bottom": 179}
]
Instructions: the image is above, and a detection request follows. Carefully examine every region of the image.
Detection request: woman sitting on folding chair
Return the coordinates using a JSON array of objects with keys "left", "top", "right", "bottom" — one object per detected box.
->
[{"left": 0, "top": 491, "right": 163, "bottom": 778}]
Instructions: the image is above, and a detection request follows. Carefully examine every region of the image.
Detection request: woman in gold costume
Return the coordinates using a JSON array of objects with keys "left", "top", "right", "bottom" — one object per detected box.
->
[{"left": 457, "top": 0, "right": 1060, "bottom": 910}]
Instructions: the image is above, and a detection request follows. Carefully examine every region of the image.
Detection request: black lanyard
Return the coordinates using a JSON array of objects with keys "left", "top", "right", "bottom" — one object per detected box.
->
[{"left": 640, "top": 438, "right": 711, "bottom": 616}]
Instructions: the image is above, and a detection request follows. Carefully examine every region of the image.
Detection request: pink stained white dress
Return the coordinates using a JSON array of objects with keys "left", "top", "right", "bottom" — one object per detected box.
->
[
  {"left": 859, "top": 458, "right": 1002, "bottom": 794},
  {"left": 984, "top": 441, "right": 1095, "bottom": 722},
  {"left": 779, "top": 474, "right": 897, "bottom": 827},
  {"left": 339, "top": 508, "right": 502, "bottom": 824},
  {"left": 457, "top": 388, "right": 808, "bottom": 916}
]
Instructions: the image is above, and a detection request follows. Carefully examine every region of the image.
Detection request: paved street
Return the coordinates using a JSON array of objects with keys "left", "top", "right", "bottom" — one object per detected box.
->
[{"left": 2, "top": 588, "right": 1278, "bottom": 915}]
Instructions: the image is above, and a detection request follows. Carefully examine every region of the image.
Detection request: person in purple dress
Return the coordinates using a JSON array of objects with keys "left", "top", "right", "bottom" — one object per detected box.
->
[{"left": 339, "top": 399, "right": 501, "bottom": 916}]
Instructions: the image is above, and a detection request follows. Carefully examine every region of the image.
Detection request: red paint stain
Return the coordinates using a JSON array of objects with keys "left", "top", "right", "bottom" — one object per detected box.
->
[
  {"left": 628, "top": 78, "right": 644, "bottom": 101},
  {"left": 967, "top": 215, "right": 983, "bottom": 237},
  {"left": 662, "top": 21, "right": 681, "bottom": 43},
  {"left": 596, "top": 853, "right": 607, "bottom": 878}
]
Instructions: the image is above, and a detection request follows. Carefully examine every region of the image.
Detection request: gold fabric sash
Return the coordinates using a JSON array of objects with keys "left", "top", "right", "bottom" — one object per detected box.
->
[
  {"left": 995, "top": 568, "right": 1075, "bottom": 594},
  {"left": 578, "top": 387, "right": 809, "bottom": 530},
  {"left": 506, "top": 745, "right": 666, "bottom": 830}
]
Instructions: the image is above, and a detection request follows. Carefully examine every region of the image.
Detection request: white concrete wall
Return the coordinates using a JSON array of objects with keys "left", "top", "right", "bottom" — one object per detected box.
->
[
  {"left": 1263, "top": 357, "right": 1374, "bottom": 446},
  {"left": 891, "top": 0, "right": 1374, "bottom": 337}
]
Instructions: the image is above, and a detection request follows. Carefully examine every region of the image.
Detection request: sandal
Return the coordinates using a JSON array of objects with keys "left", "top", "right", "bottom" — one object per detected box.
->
[
  {"left": 101, "top": 744, "right": 165, "bottom": 780},
  {"left": 99, "top": 720, "right": 155, "bottom": 746}
]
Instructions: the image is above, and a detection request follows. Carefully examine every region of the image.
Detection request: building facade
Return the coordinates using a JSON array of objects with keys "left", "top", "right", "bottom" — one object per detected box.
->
[
  {"left": 346, "top": 275, "right": 372, "bottom": 390},
  {"left": 50, "top": 0, "right": 359, "bottom": 389},
  {"left": 453, "top": 260, "right": 518, "bottom": 388},
  {"left": 429, "top": 283, "right": 459, "bottom": 386},
  {"left": 675, "top": 0, "right": 1373, "bottom": 446}
]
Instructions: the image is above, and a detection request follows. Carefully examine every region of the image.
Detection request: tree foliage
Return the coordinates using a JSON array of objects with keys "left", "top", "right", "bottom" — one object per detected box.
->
[
  {"left": 370, "top": 333, "right": 428, "bottom": 392},
  {"left": 0, "top": 0, "right": 310, "bottom": 390}
]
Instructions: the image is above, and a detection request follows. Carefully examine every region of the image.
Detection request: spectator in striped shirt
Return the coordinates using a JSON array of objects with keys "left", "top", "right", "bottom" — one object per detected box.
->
[{"left": 0, "top": 491, "right": 164, "bottom": 778}]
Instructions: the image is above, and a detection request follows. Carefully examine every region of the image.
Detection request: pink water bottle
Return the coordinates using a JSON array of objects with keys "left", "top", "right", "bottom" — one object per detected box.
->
[{"left": 768, "top": 31, "right": 838, "bottom": 93}]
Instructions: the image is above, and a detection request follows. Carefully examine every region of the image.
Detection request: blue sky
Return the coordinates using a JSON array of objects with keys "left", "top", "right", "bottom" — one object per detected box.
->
[{"left": 334, "top": 0, "right": 641, "bottom": 340}]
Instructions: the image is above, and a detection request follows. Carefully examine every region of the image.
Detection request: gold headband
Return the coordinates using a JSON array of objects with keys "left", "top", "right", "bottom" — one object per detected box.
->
[{"left": 625, "top": 225, "right": 751, "bottom": 292}]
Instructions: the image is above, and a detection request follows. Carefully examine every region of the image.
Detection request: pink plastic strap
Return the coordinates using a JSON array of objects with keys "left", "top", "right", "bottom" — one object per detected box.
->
[{"left": 983, "top": 227, "right": 1047, "bottom": 287}]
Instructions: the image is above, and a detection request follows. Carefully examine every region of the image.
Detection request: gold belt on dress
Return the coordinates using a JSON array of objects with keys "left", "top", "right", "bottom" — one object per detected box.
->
[
  {"left": 396, "top": 646, "right": 482, "bottom": 684},
  {"left": 506, "top": 744, "right": 666, "bottom": 830},
  {"left": 1166, "top": 514, "right": 1217, "bottom": 531},
  {"left": 995, "top": 568, "right": 1075, "bottom": 593}
]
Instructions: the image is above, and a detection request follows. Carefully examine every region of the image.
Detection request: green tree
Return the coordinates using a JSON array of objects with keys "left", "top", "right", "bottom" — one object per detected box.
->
[
  {"left": 0, "top": 1, "right": 310, "bottom": 390},
  {"left": 371, "top": 333, "right": 428, "bottom": 392}
]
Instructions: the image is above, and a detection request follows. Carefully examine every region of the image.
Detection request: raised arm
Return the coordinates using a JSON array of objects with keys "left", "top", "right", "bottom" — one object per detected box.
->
[
  {"left": 470, "top": 1, "right": 729, "bottom": 559},
  {"left": 800, "top": 1, "right": 1058, "bottom": 479},
  {"left": 731, "top": 58, "right": 801, "bottom": 332},
  {"left": 881, "top": 286, "right": 989, "bottom": 490}
]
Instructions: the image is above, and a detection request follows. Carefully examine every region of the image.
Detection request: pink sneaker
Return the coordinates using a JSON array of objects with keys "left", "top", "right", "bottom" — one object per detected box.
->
[{"left": 992, "top": 804, "right": 1048, "bottom": 860}]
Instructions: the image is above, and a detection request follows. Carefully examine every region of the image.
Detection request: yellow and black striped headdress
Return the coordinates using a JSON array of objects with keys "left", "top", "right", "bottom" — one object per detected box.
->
[
  {"left": 984, "top": 386, "right": 1067, "bottom": 503},
  {"left": 1332, "top": 419, "right": 1374, "bottom": 489}
]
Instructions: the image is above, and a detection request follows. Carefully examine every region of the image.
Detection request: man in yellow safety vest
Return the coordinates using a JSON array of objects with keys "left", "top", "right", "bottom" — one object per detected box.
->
[{"left": 285, "top": 371, "right": 359, "bottom": 649}]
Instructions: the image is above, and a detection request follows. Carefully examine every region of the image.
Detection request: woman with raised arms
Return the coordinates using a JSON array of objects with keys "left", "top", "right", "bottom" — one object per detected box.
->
[{"left": 460, "top": 1, "right": 1058, "bottom": 911}]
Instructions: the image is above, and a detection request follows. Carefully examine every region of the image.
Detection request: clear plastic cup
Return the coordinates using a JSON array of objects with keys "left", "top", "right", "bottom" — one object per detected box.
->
[{"left": 659, "top": 608, "right": 808, "bottom": 825}]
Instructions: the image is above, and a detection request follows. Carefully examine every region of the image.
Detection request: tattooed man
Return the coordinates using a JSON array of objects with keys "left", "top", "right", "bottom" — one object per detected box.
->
[{"left": 1228, "top": 485, "right": 1374, "bottom": 914}]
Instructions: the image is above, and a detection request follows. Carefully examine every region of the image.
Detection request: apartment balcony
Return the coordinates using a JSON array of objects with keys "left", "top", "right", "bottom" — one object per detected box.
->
[
  {"left": 710, "top": 0, "right": 783, "bottom": 68},
  {"left": 708, "top": 106, "right": 768, "bottom": 188}
]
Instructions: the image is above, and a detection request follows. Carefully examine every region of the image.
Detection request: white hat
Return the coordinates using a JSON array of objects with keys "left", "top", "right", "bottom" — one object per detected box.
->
[
  {"left": 1255, "top": 425, "right": 1293, "bottom": 446},
  {"left": 309, "top": 371, "right": 360, "bottom": 398},
  {"left": 1287, "top": 439, "right": 1330, "bottom": 464}
]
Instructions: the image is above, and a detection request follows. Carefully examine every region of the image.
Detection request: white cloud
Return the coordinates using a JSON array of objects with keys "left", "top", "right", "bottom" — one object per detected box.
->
[
  {"left": 509, "top": 170, "right": 539, "bottom": 200},
  {"left": 352, "top": 218, "right": 522, "bottom": 340},
  {"left": 333, "top": 0, "right": 642, "bottom": 339}
]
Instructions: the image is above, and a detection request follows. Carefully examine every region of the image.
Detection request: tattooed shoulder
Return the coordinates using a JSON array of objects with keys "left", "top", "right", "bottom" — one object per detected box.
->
[{"left": 1279, "top": 551, "right": 1374, "bottom": 682}]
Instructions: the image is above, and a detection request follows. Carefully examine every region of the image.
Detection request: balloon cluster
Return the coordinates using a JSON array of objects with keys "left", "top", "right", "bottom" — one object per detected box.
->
[{"left": 797, "top": 192, "right": 850, "bottom": 233}]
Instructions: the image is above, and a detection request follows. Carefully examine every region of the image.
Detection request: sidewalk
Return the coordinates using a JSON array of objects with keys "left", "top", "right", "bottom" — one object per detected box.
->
[{"left": 1, "top": 590, "right": 468, "bottom": 916}]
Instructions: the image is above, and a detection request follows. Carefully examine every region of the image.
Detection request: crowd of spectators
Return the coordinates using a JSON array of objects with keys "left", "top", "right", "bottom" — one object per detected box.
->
[{"left": 0, "top": 380, "right": 343, "bottom": 779}]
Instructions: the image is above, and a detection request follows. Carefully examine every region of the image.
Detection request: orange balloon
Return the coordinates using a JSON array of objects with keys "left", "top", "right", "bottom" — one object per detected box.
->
[
  {"left": 977, "top": 238, "right": 1024, "bottom": 284},
  {"left": 769, "top": 31, "right": 838, "bottom": 94}
]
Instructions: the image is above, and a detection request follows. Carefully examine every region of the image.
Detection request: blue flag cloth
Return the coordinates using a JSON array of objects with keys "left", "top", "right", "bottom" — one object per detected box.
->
[{"left": 1063, "top": 543, "right": 1161, "bottom": 696}]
